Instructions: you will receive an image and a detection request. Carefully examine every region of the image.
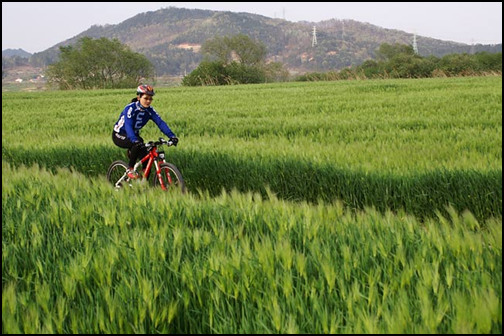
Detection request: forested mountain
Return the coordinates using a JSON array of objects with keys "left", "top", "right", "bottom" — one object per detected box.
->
[{"left": 15, "top": 7, "right": 504, "bottom": 76}]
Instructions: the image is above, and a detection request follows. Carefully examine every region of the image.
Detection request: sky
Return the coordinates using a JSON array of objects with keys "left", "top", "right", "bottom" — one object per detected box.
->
[{"left": 2, "top": 2, "right": 502, "bottom": 54}]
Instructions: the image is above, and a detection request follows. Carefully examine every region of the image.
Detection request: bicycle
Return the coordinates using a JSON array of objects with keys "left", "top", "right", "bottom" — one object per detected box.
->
[{"left": 107, "top": 137, "right": 186, "bottom": 193}]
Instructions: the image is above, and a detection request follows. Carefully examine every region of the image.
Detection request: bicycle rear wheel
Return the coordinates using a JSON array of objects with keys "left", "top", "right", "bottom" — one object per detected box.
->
[
  {"left": 107, "top": 160, "right": 129, "bottom": 189},
  {"left": 153, "top": 162, "right": 186, "bottom": 193}
]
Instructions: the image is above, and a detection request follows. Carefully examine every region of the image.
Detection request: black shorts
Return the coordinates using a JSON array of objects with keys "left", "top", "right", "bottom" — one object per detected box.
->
[{"left": 112, "top": 131, "right": 143, "bottom": 149}]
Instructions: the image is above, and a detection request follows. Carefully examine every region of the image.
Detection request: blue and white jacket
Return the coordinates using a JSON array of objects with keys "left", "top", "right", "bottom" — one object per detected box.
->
[{"left": 113, "top": 101, "right": 176, "bottom": 142}]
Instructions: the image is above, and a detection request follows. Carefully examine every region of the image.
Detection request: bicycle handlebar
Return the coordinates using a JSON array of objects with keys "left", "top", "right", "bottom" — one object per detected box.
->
[{"left": 145, "top": 137, "right": 175, "bottom": 150}]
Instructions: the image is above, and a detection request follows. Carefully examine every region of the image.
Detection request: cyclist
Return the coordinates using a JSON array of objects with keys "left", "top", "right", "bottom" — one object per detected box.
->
[{"left": 112, "top": 84, "right": 178, "bottom": 179}]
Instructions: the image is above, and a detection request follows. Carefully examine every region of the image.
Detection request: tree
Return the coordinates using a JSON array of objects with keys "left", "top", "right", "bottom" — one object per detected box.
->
[
  {"left": 185, "top": 34, "right": 277, "bottom": 86},
  {"left": 228, "top": 34, "right": 267, "bottom": 66},
  {"left": 200, "top": 36, "right": 232, "bottom": 64},
  {"left": 201, "top": 34, "right": 267, "bottom": 66},
  {"left": 46, "top": 37, "right": 154, "bottom": 90},
  {"left": 181, "top": 61, "right": 229, "bottom": 86},
  {"left": 376, "top": 43, "right": 415, "bottom": 61}
]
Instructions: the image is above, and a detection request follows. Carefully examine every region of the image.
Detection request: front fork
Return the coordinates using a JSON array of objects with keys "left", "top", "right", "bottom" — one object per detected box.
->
[
  {"left": 151, "top": 160, "right": 164, "bottom": 190},
  {"left": 155, "top": 159, "right": 174, "bottom": 190}
]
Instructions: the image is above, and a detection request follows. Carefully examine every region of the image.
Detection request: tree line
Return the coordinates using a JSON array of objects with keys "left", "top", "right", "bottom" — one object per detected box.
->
[
  {"left": 38, "top": 37, "right": 502, "bottom": 90},
  {"left": 295, "top": 43, "right": 502, "bottom": 81}
]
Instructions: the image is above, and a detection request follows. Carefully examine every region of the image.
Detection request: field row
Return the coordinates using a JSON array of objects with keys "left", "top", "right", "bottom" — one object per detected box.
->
[
  {"left": 2, "top": 77, "right": 502, "bottom": 175},
  {"left": 2, "top": 77, "right": 502, "bottom": 219},
  {"left": 2, "top": 144, "right": 502, "bottom": 221}
]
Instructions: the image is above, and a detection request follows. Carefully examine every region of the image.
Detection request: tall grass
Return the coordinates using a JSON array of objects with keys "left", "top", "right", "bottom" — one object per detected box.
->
[
  {"left": 2, "top": 77, "right": 502, "bottom": 332},
  {"left": 2, "top": 77, "right": 502, "bottom": 219},
  {"left": 2, "top": 162, "right": 502, "bottom": 333}
]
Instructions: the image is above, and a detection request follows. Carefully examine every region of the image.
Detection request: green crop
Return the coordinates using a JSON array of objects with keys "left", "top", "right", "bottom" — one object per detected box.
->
[
  {"left": 2, "top": 77, "right": 502, "bottom": 333},
  {"left": 2, "top": 76, "right": 502, "bottom": 219},
  {"left": 2, "top": 162, "right": 502, "bottom": 333}
]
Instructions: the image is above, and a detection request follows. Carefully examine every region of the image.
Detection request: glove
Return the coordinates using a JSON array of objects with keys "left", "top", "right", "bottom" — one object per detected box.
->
[{"left": 170, "top": 137, "right": 179, "bottom": 146}]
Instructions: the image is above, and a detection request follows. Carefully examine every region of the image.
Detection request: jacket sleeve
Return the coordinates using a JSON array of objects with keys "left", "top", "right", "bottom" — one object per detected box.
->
[
  {"left": 124, "top": 106, "right": 139, "bottom": 142},
  {"left": 150, "top": 108, "right": 176, "bottom": 138}
]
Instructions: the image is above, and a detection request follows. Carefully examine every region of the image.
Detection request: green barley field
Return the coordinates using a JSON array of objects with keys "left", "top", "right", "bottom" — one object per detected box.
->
[{"left": 2, "top": 77, "right": 502, "bottom": 333}]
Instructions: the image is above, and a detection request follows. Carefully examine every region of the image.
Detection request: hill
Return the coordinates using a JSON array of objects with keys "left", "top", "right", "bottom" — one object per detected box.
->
[
  {"left": 10, "top": 7, "right": 504, "bottom": 76},
  {"left": 2, "top": 48, "right": 32, "bottom": 58}
]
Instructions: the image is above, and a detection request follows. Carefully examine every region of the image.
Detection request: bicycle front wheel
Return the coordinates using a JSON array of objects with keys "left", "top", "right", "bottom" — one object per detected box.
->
[
  {"left": 107, "top": 160, "right": 129, "bottom": 189},
  {"left": 153, "top": 162, "right": 186, "bottom": 193}
]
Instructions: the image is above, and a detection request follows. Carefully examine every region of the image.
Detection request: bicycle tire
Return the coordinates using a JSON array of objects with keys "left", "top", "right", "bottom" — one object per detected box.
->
[
  {"left": 153, "top": 162, "right": 186, "bottom": 193},
  {"left": 107, "top": 160, "right": 129, "bottom": 188}
]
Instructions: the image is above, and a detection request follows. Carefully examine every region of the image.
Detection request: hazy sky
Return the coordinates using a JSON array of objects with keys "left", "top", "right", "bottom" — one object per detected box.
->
[{"left": 2, "top": 2, "right": 502, "bottom": 54}]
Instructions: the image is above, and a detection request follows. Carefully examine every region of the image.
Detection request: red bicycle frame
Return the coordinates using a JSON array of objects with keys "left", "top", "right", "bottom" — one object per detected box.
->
[{"left": 132, "top": 143, "right": 172, "bottom": 190}]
